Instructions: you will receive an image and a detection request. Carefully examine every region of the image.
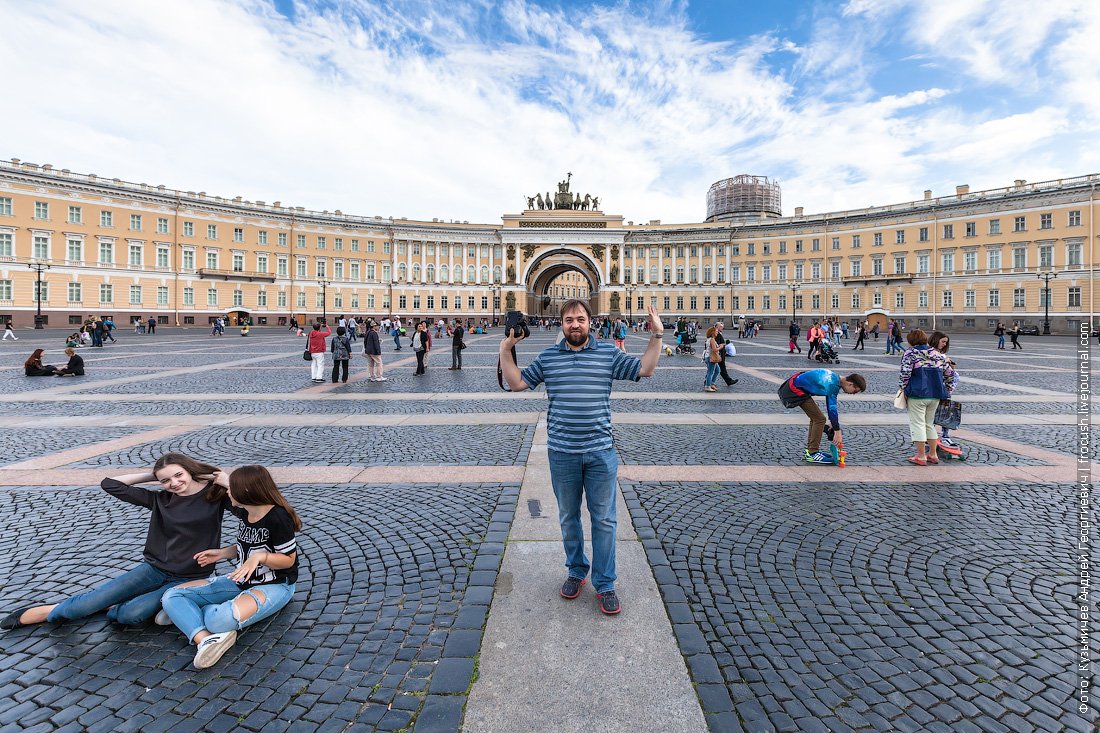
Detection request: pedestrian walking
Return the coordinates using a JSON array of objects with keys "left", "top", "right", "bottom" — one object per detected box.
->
[
  {"left": 330, "top": 326, "right": 351, "bottom": 383},
  {"left": 450, "top": 322, "right": 465, "bottom": 370},
  {"left": 2, "top": 322, "right": 16, "bottom": 341},
  {"left": 104, "top": 317, "right": 117, "bottom": 342},
  {"left": 871, "top": 323, "right": 880, "bottom": 340},
  {"left": 994, "top": 321, "right": 1006, "bottom": 350},
  {"left": 788, "top": 320, "right": 802, "bottom": 353},
  {"left": 0, "top": 454, "right": 230, "bottom": 630},
  {"left": 307, "top": 322, "right": 331, "bottom": 383},
  {"left": 392, "top": 318, "right": 403, "bottom": 351},
  {"left": 852, "top": 321, "right": 866, "bottom": 350},
  {"left": 147, "top": 317, "right": 157, "bottom": 335},
  {"left": 159, "top": 465, "right": 300, "bottom": 669},
  {"left": 703, "top": 326, "right": 721, "bottom": 392},
  {"left": 898, "top": 329, "right": 958, "bottom": 465},
  {"left": 1009, "top": 322, "right": 1022, "bottom": 350},
  {"left": 498, "top": 300, "right": 664, "bottom": 615},
  {"left": 712, "top": 322, "right": 739, "bottom": 387}
]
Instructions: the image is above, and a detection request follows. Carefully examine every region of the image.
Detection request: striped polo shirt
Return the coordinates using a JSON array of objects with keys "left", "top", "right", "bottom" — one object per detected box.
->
[{"left": 521, "top": 337, "right": 641, "bottom": 453}]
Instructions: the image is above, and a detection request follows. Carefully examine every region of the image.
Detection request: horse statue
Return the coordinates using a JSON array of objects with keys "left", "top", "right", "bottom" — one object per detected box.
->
[
  {"left": 536, "top": 193, "right": 545, "bottom": 210},
  {"left": 573, "top": 193, "right": 581, "bottom": 210},
  {"left": 583, "top": 194, "right": 591, "bottom": 211}
]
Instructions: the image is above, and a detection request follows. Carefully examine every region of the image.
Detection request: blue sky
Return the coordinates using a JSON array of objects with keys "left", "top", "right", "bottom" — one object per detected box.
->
[{"left": 0, "top": 0, "right": 1096, "bottom": 223}]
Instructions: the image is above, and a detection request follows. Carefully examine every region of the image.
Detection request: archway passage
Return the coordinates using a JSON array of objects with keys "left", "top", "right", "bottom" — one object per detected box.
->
[{"left": 523, "top": 249, "right": 602, "bottom": 318}]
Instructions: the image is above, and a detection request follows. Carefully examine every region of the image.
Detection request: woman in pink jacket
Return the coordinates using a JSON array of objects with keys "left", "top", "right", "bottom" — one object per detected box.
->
[{"left": 307, "top": 323, "right": 331, "bottom": 383}]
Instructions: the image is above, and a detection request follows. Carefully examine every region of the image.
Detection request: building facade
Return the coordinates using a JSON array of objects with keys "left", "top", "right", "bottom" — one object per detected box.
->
[{"left": 0, "top": 158, "right": 1096, "bottom": 334}]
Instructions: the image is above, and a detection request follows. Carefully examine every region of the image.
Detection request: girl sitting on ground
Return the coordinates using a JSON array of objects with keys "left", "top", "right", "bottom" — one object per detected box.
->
[
  {"left": 24, "top": 349, "right": 60, "bottom": 376},
  {"left": 1, "top": 454, "right": 230, "bottom": 630},
  {"left": 159, "top": 465, "right": 301, "bottom": 669}
]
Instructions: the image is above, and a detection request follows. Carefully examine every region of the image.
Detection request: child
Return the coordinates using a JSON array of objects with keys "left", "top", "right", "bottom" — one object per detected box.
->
[
  {"left": 159, "top": 465, "right": 300, "bottom": 669},
  {"left": 778, "top": 369, "right": 866, "bottom": 463}
]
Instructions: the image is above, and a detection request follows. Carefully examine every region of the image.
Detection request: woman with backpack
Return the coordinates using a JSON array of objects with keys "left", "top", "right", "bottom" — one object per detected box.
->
[
  {"left": 330, "top": 326, "right": 352, "bottom": 383},
  {"left": 898, "top": 329, "right": 958, "bottom": 465}
]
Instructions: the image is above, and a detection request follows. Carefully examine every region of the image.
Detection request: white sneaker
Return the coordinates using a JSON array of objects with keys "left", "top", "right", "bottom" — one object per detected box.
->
[
  {"left": 376, "top": 376, "right": 388, "bottom": 381},
  {"left": 154, "top": 609, "right": 172, "bottom": 626},
  {"left": 194, "top": 630, "right": 237, "bottom": 669}
]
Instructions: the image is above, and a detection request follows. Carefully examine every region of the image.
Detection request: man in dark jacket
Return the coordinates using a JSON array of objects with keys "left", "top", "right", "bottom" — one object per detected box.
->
[
  {"left": 450, "top": 322, "right": 465, "bottom": 370},
  {"left": 363, "top": 321, "right": 386, "bottom": 381}
]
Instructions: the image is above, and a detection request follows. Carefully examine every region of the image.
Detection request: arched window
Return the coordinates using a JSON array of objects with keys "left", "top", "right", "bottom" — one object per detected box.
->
[
  {"left": 439, "top": 264, "right": 449, "bottom": 282},
  {"left": 411, "top": 263, "right": 421, "bottom": 281},
  {"left": 467, "top": 265, "right": 476, "bottom": 282},
  {"left": 493, "top": 265, "right": 502, "bottom": 283},
  {"left": 426, "top": 264, "right": 435, "bottom": 282},
  {"left": 480, "top": 266, "right": 489, "bottom": 283},
  {"left": 397, "top": 263, "right": 407, "bottom": 281}
]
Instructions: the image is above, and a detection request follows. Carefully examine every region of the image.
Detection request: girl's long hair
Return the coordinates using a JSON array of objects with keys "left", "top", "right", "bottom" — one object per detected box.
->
[
  {"left": 229, "top": 465, "right": 302, "bottom": 531},
  {"left": 24, "top": 349, "right": 44, "bottom": 369},
  {"left": 153, "top": 452, "right": 226, "bottom": 503},
  {"left": 928, "top": 330, "right": 950, "bottom": 353}
]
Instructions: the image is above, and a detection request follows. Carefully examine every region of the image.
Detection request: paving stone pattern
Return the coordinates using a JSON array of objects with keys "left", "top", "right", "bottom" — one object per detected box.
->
[
  {"left": 69, "top": 424, "right": 536, "bottom": 468},
  {"left": 0, "top": 427, "right": 142, "bottom": 466},
  {"left": 0, "top": 481, "right": 518, "bottom": 733},
  {"left": 613, "top": 425, "right": 1047, "bottom": 466},
  {"left": 972, "top": 424, "right": 1099, "bottom": 461},
  {"left": 0, "top": 398, "right": 545, "bottom": 417},
  {"left": 623, "top": 481, "right": 1100, "bottom": 733}
]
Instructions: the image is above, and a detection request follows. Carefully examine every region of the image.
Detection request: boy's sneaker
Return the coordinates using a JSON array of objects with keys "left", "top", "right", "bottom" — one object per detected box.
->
[
  {"left": 154, "top": 609, "right": 172, "bottom": 626},
  {"left": 597, "top": 590, "right": 621, "bottom": 615},
  {"left": 560, "top": 576, "right": 585, "bottom": 599},
  {"left": 805, "top": 451, "right": 833, "bottom": 464},
  {"left": 194, "top": 630, "right": 237, "bottom": 669}
]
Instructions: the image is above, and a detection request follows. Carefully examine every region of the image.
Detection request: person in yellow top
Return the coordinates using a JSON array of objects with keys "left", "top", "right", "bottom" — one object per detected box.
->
[{"left": 241, "top": 322, "right": 250, "bottom": 337}]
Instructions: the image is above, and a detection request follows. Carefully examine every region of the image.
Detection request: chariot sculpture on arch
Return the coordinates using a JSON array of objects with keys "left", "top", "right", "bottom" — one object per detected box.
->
[{"left": 527, "top": 173, "right": 601, "bottom": 211}]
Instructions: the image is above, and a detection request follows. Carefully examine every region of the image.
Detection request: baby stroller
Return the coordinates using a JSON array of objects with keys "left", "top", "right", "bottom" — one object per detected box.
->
[
  {"left": 814, "top": 338, "right": 840, "bottom": 364},
  {"left": 674, "top": 331, "right": 697, "bottom": 355}
]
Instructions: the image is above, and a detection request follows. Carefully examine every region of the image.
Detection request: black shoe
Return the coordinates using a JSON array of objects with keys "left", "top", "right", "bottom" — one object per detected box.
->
[
  {"left": 726, "top": 379, "right": 739, "bottom": 386},
  {"left": 561, "top": 576, "right": 585, "bottom": 599},
  {"left": 0, "top": 606, "right": 34, "bottom": 630},
  {"left": 597, "top": 590, "right": 621, "bottom": 615}
]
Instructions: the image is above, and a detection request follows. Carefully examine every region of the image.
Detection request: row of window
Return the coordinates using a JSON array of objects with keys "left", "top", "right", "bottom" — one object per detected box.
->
[
  {"left": 11, "top": 281, "right": 1082, "bottom": 312},
  {"left": 6, "top": 198, "right": 1085, "bottom": 253}
]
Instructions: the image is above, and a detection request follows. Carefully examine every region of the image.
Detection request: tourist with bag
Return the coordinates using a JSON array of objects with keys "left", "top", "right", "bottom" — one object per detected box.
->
[
  {"left": 898, "top": 328, "right": 958, "bottom": 465},
  {"left": 330, "top": 326, "right": 352, "bottom": 383}
]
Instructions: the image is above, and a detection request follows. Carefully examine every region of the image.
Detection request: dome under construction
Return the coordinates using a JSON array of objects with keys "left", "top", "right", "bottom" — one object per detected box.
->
[{"left": 706, "top": 175, "right": 782, "bottom": 222}]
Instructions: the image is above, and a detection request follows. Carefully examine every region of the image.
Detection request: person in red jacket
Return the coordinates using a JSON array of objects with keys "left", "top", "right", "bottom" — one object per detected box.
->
[{"left": 307, "top": 322, "right": 331, "bottom": 383}]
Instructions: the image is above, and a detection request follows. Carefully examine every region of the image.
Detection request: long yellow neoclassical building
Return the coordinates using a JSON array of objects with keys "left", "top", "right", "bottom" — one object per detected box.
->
[{"left": 0, "top": 159, "right": 1095, "bottom": 334}]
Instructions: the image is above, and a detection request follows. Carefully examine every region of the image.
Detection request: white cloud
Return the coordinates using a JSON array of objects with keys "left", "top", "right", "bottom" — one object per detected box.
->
[{"left": 0, "top": 0, "right": 1093, "bottom": 225}]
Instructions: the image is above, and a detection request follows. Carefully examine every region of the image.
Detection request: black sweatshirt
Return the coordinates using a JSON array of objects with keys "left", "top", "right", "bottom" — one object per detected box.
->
[{"left": 101, "top": 478, "right": 228, "bottom": 578}]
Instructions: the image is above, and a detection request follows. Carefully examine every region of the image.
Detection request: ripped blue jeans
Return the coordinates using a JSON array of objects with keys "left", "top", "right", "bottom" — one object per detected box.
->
[{"left": 160, "top": 576, "right": 295, "bottom": 643}]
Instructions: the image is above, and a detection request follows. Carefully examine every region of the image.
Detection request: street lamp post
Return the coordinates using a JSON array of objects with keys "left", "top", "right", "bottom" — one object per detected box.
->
[
  {"left": 1037, "top": 271, "right": 1057, "bottom": 335},
  {"left": 788, "top": 281, "right": 801, "bottom": 325},
  {"left": 28, "top": 261, "right": 51, "bottom": 329},
  {"left": 491, "top": 284, "right": 501, "bottom": 328},
  {"left": 625, "top": 283, "right": 636, "bottom": 326}
]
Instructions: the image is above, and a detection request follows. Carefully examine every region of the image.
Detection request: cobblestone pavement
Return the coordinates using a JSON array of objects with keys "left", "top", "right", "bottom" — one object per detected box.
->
[
  {"left": 971, "top": 424, "right": 1099, "bottom": 461},
  {"left": 68, "top": 425, "right": 535, "bottom": 468},
  {"left": 0, "top": 482, "right": 518, "bottom": 733},
  {"left": 0, "top": 428, "right": 142, "bottom": 466},
  {"left": 613, "top": 425, "right": 1048, "bottom": 466},
  {"left": 623, "top": 481, "right": 1100, "bottom": 733},
  {"left": 0, "top": 329, "right": 1091, "bottom": 733}
]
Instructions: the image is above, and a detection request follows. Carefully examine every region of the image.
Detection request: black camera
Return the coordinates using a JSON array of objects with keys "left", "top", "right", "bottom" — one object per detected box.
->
[{"left": 503, "top": 310, "right": 529, "bottom": 339}]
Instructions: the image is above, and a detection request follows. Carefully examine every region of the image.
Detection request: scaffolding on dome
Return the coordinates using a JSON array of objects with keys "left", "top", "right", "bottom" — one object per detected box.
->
[{"left": 706, "top": 175, "right": 782, "bottom": 222}]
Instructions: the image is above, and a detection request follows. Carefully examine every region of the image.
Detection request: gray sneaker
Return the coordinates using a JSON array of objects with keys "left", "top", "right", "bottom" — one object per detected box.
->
[
  {"left": 560, "top": 576, "right": 585, "bottom": 599},
  {"left": 154, "top": 609, "right": 172, "bottom": 626},
  {"left": 194, "top": 630, "right": 237, "bottom": 669}
]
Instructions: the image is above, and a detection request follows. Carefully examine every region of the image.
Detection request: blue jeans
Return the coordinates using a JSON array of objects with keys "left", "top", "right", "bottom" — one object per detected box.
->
[
  {"left": 547, "top": 448, "right": 618, "bottom": 593},
  {"left": 997, "top": 335, "right": 1005, "bottom": 348},
  {"left": 161, "top": 576, "right": 296, "bottom": 642},
  {"left": 393, "top": 331, "right": 401, "bottom": 349},
  {"left": 704, "top": 361, "right": 720, "bottom": 387},
  {"left": 47, "top": 561, "right": 193, "bottom": 625}
]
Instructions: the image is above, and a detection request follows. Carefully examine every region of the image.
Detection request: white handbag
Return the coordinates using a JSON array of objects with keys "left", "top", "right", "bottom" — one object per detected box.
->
[{"left": 893, "top": 388, "right": 908, "bottom": 410}]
